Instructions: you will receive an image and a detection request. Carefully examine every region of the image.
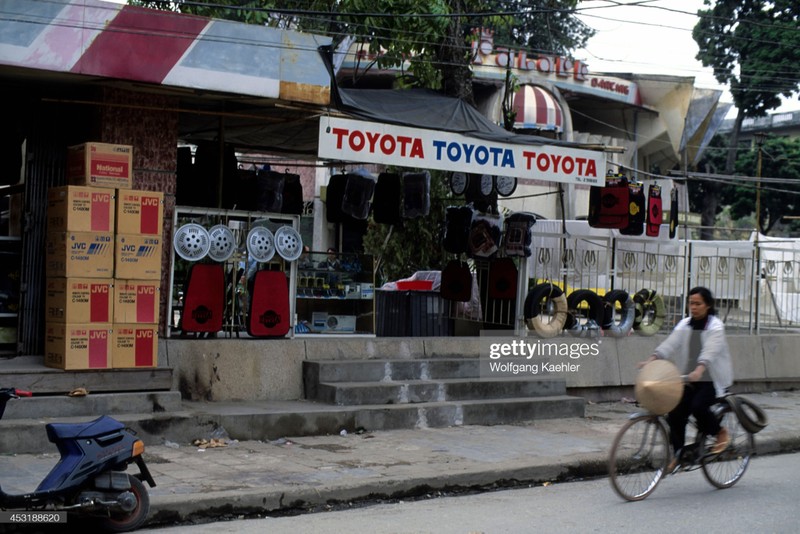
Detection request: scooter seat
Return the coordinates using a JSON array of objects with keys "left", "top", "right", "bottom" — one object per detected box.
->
[{"left": 46, "top": 415, "right": 125, "bottom": 442}]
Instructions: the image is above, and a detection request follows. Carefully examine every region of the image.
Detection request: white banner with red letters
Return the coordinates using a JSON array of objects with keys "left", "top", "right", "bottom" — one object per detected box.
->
[{"left": 318, "top": 117, "right": 606, "bottom": 186}]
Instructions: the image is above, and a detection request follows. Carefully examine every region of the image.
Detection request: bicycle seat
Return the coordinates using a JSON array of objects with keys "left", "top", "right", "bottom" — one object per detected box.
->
[{"left": 46, "top": 416, "right": 125, "bottom": 441}]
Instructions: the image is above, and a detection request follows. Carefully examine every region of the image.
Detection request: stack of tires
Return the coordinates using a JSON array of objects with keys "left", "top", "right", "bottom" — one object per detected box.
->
[{"left": 523, "top": 284, "right": 666, "bottom": 339}]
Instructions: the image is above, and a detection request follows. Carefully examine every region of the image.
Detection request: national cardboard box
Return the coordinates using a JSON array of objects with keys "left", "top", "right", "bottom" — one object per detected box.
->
[
  {"left": 112, "top": 324, "right": 158, "bottom": 368},
  {"left": 114, "top": 234, "right": 162, "bottom": 280},
  {"left": 45, "top": 277, "right": 113, "bottom": 323},
  {"left": 67, "top": 142, "right": 132, "bottom": 189},
  {"left": 115, "top": 189, "right": 164, "bottom": 235},
  {"left": 47, "top": 185, "right": 115, "bottom": 233},
  {"left": 113, "top": 279, "right": 160, "bottom": 324},
  {"left": 44, "top": 322, "right": 112, "bottom": 370},
  {"left": 45, "top": 231, "right": 114, "bottom": 278}
]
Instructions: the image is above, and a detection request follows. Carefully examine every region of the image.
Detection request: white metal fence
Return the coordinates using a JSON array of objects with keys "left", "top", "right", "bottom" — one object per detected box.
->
[{"left": 523, "top": 222, "right": 800, "bottom": 334}]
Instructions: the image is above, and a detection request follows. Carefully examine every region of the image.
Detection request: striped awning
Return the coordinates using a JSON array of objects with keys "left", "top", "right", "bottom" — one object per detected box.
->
[{"left": 513, "top": 85, "right": 563, "bottom": 132}]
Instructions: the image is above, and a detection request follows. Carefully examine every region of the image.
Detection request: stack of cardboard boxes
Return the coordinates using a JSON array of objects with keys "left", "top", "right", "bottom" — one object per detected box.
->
[{"left": 44, "top": 142, "right": 164, "bottom": 370}]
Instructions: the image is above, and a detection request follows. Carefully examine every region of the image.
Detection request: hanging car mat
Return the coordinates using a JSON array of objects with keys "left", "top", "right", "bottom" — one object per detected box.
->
[
  {"left": 502, "top": 212, "right": 537, "bottom": 257},
  {"left": 256, "top": 169, "right": 284, "bottom": 213},
  {"left": 342, "top": 173, "right": 376, "bottom": 220},
  {"left": 173, "top": 223, "right": 211, "bottom": 261},
  {"left": 588, "top": 174, "right": 629, "bottom": 229},
  {"left": 647, "top": 184, "right": 663, "bottom": 237},
  {"left": 669, "top": 186, "right": 679, "bottom": 239},
  {"left": 248, "top": 270, "right": 291, "bottom": 338},
  {"left": 620, "top": 180, "right": 645, "bottom": 236},
  {"left": 207, "top": 224, "right": 236, "bottom": 262},
  {"left": 443, "top": 206, "right": 474, "bottom": 254},
  {"left": 468, "top": 212, "right": 503, "bottom": 258},
  {"left": 247, "top": 226, "right": 275, "bottom": 263},
  {"left": 488, "top": 257, "right": 518, "bottom": 300},
  {"left": 274, "top": 226, "right": 303, "bottom": 261},
  {"left": 181, "top": 263, "right": 224, "bottom": 333},
  {"left": 281, "top": 172, "right": 303, "bottom": 215},
  {"left": 441, "top": 260, "right": 472, "bottom": 302},
  {"left": 326, "top": 174, "right": 348, "bottom": 223},
  {"left": 373, "top": 172, "right": 402, "bottom": 225},
  {"left": 403, "top": 171, "right": 431, "bottom": 219}
]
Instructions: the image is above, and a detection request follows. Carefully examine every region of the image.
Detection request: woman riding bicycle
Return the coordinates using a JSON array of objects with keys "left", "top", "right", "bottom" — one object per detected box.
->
[{"left": 639, "top": 286, "right": 734, "bottom": 472}]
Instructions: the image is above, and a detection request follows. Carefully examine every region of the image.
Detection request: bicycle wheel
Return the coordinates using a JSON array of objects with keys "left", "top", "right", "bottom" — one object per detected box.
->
[
  {"left": 609, "top": 415, "right": 670, "bottom": 501},
  {"left": 701, "top": 404, "right": 755, "bottom": 489}
]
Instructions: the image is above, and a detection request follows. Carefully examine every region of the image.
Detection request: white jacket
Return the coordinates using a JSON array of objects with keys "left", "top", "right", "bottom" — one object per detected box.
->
[{"left": 653, "top": 314, "right": 734, "bottom": 397}]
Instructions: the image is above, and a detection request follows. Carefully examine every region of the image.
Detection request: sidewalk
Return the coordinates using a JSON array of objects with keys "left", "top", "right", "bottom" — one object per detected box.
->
[{"left": 2, "top": 391, "right": 799, "bottom": 527}]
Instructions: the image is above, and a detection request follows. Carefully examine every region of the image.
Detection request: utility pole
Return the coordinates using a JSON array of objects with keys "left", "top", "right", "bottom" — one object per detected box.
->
[{"left": 754, "top": 132, "right": 766, "bottom": 236}]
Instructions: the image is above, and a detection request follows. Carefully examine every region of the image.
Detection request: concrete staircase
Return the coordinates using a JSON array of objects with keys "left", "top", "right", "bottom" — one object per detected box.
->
[
  {"left": 0, "top": 355, "right": 585, "bottom": 454},
  {"left": 303, "top": 358, "right": 585, "bottom": 429}
]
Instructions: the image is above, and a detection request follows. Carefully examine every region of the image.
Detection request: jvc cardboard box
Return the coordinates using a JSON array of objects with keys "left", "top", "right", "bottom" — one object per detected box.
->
[
  {"left": 112, "top": 324, "right": 158, "bottom": 368},
  {"left": 47, "top": 186, "right": 115, "bottom": 233},
  {"left": 67, "top": 142, "right": 133, "bottom": 189},
  {"left": 44, "top": 322, "right": 112, "bottom": 370},
  {"left": 114, "top": 234, "right": 162, "bottom": 280},
  {"left": 45, "top": 278, "right": 113, "bottom": 323},
  {"left": 115, "top": 189, "right": 164, "bottom": 235},
  {"left": 45, "top": 231, "right": 114, "bottom": 278},
  {"left": 113, "top": 280, "right": 160, "bottom": 324}
]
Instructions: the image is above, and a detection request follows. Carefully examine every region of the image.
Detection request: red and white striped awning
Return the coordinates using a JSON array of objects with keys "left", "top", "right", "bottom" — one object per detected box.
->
[{"left": 512, "top": 85, "right": 563, "bottom": 132}]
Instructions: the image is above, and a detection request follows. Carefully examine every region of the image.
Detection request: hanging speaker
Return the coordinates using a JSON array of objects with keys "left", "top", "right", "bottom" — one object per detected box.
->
[
  {"left": 274, "top": 226, "right": 303, "bottom": 261},
  {"left": 247, "top": 226, "right": 275, "bottom": 263},
  {"left": 173, "top": 223, "right": 211, "bottom": 261},
  {"left": 207, "top": 224, "right": 236, "bottom": 262}
]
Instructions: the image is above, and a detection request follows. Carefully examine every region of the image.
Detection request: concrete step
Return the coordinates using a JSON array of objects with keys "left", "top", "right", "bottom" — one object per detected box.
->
[
  {"left": 0, "top": 395, "right": 585, "bottom": 454},
  {"left": 0, "top": 356, "right": 172, "bottom": 394},
  {"left": 303, "top": 359, "right": 480, "bottom": 399},
  {"left": 1, "top": 391, "right": 183, "bottom": 419},
  {"left": 315, "top": 378, "right": 567, "bottom": 405}
]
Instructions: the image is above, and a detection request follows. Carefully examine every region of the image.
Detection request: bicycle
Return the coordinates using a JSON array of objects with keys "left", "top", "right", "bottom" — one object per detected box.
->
[{"left": 608, "top": 392, "right": 756, "bottom": 501}]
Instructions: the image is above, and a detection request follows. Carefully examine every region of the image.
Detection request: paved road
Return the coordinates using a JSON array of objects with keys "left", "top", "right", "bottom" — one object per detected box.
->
[{"left": 143, "top": 451, "right": 797, "bottom": 533}]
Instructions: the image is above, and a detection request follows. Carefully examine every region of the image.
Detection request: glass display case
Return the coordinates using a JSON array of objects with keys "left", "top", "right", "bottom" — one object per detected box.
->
[{"left": 295, "top": 251, "right": 374, "bottom": 334}]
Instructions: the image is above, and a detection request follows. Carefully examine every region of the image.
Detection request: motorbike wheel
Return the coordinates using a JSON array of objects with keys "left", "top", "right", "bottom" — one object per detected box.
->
[{"left": 98, "top": 474, "right": 150, "bottom": 533}]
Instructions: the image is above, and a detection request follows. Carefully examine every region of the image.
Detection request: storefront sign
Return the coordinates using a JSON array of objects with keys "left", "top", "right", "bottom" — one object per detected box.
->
[{"left": 318, "top": 118, "right": 606, "bottom": 186}]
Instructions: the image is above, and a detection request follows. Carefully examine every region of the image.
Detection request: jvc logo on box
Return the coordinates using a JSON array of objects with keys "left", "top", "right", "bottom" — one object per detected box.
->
[
  {"left": 142, "top": 197, "right": 160, "bottom": 207},
  {"left": 122, "top": 245, "right": 136, "bottom": 252},
  {"left": 137, "top": 286, "right": 156, "bottom": 295},
  {"left": 136, "top": 330, "right": 154, "bottom": 339},
  {"left": 72, "top": 243, "right": 87, "bottom": 250},
  {"left": 91, "top": 285, "right": 109, "bottom": 294},
  {"left": 90, "top": 330, "right": 108, "bottom": 340}
]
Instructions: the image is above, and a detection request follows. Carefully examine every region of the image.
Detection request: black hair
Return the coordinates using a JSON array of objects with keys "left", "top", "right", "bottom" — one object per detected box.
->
[{"left": 689, "top": 286, "right": 716, "bottom": 315}]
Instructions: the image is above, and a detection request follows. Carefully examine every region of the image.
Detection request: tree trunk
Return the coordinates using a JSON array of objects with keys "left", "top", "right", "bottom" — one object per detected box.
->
[{"left": 437, "top": 0, "right": 474, "bottom": 105}]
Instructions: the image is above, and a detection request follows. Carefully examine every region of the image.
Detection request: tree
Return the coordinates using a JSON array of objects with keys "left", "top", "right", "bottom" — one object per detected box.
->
[
  {"left": 692, "top": 0, "right": 800, "bottom": 239},
  {"left": 692, "top": 134, "right": 800, "bottom": 236}
]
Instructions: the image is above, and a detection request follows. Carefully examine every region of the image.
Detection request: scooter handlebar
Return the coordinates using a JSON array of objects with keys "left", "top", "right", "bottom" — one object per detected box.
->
[{"left": 14, "top": 389, "right": 32, "bottom": 397}]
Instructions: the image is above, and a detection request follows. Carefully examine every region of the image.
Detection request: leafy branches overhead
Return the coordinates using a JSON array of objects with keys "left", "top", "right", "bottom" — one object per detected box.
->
[{"left": 693, "top": 0, "right": 800, "bottom": 117}]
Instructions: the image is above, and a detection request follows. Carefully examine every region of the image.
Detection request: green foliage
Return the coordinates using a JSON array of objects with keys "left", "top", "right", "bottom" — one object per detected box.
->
[
  {"left": 362, "top": 171, "right": 451, "bottom": 284},
  {"left": 692, "top": 134, "right": 800, "bottom": 235},
  {"left": 693, "top": 0, "right": 800, "bottom": 117},
  {"left": 489, "top": 0, "right": 594, "bottom": 55}
]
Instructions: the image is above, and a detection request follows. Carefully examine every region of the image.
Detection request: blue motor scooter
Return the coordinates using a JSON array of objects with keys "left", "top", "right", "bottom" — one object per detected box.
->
[{"left": 0, "top": 388, "right": 156, "bottom": 532}]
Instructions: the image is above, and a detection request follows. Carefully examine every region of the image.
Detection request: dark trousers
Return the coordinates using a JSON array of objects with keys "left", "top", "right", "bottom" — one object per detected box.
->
[{"left": 667, "top": 382, "right": 721, "bottom": 453}]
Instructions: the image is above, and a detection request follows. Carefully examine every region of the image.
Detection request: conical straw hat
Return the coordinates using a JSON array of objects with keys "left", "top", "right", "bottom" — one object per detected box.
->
[{"left": 634, "top": 359, "right": 682, "bottom": 414}]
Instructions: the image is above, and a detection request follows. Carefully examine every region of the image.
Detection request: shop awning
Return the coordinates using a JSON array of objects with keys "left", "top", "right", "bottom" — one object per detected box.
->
[{"left": 513, "top": 85, "right": 563, "bottom": 132}]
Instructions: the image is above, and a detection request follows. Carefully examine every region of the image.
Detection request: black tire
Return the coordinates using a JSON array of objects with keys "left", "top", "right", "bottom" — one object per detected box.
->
[
  {"left": 602, "top": 289, "right": 635, "bottom": 338},
  {"left": 98, "top": 474, "right": 150, "bottom": 533},
  {"left": 566, "top": 289, "right": 604, "bottom": 336},
  {"left": 632, "top": 289, "right": 665, "bottom": 336},
  {"left": 524, "top": 283, "right": 568, "bottom": 338},
  {"left": 609, "top": 415, "right": 670, "bottom": 501},
  {"left": 701, "top": 405, "right": 755, "bottom": 489}
]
